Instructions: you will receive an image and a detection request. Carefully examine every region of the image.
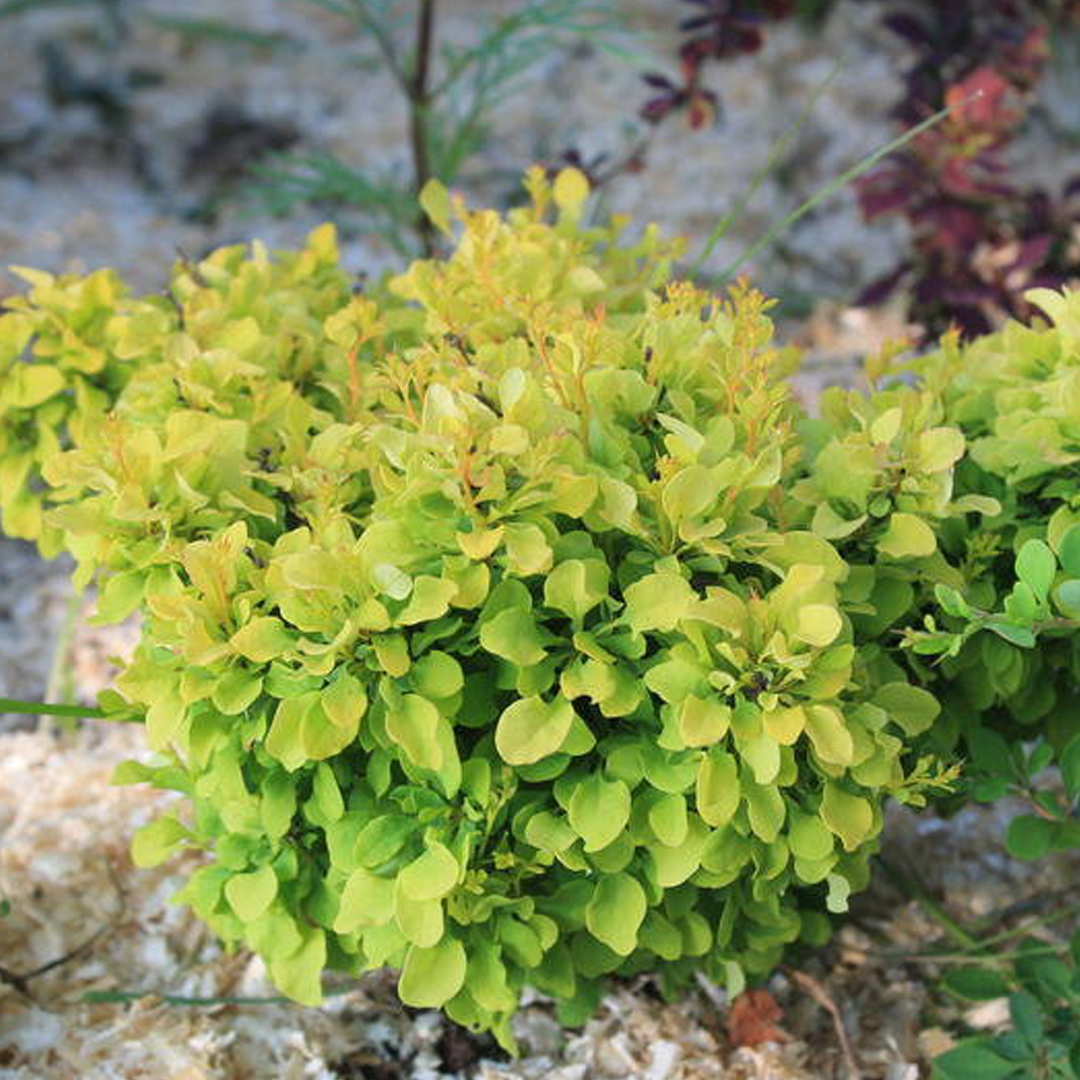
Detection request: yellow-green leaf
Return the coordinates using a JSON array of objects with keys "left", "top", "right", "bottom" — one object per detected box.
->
[
  {"left": 804, "top": 704, "right": 854, "bottom": 766},
  {"left": 568, "top": 774, "right": 630, "bottom": 851},
  {"left": 269, "top": 926, "right": 325, "bottom": 1007},
  {"left": 225, "top": 865, "right": 278, "bottom": 921},
  {"left": 386, "top": 694, "right": 443, "bottom": 770},
  {"left": 419, "top": 177, "right": 453, "bottom": 237},
  {"left": 795, "top": 604, "right": 842, "bottom": 648},
  {"left": 496, "top": 695, "right": 575, "bottom": 766},
  {"left": 820, "top": 783, "right": 874, "bottom": 851},
  {"left": 552, "top": 167, "right": 589, "bottom": 212},
  {"left": 872, "top": 682, "right": 941, "bottom": 736},
  {"left": 696, "top": 748, "right": 739, "bottom": 827},
  {"left": 322, "top": 672, "right": 367, "bottom": 731},
  {"left": 623, "top": 572, "right": 695, "bottom": 633},
  {"left": 585, "top": 873, "right": 646, "bottom": 956},
  {"left": 678, "top": 695, "right": 731, "bottom": 747},
  {"left": 916, "top": 427, "right": 965, "bottom": 473},
  {"left": 399, "top": 936, "right": 467, "bottom": 1008},
  {"left": 131, "top": 815, "right": 191, "bottom": 868},
  {"left": 230, "top": 616, "right": 294, "bottom": 663},
  {"left": 878, "top": 513, "right": 936, "bottom": 559},
  {"left": 399, "top": 841, "right": 460, "bottom": 901},
  {"left": 334, "top": 869, "right": 395, "bottom": 932},
  {"left": 397, "top": 576, "right": 457, "bottom": 625}
]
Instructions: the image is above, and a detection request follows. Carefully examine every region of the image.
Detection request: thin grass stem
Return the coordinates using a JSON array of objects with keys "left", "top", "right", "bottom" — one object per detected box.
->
[
  {"left": 0, "top": 697, "right": 104, "bottom": 720},
  {"left": 689, "top": 53, "right": 846, "bottom": 277},
  {"left": 699, "top": 96, "right": 974, "bottom": 284}
]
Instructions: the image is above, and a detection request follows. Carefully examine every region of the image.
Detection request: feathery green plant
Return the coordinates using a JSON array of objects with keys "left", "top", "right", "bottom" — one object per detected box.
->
[{"left": 250, "top": 0, "right": 632, "bottom": 255}]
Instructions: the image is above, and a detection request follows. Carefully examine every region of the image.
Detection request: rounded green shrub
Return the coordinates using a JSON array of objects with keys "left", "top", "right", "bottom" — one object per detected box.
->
[{"left": 2, "top": 168, "right": 1039, "bottom": 1049}]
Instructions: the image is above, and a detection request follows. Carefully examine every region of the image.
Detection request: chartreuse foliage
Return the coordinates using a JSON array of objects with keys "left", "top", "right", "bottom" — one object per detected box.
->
[
  {"left": 8, "top": 168, "right": 1080, "bottom": 1052},
  {"left": 799, "top": 288, "right": 1080, "bottom": 1070},
  {"left": 852, "top": 288, "right": 1080, "bottom": 818},
  {"left": 0, "top": 169, "right": 953, "bottom": 1045},
  {"left": 0, "top": 264, "right": 134, "bottom": 556},
  {"left": 792, "top": 286, "right": 1080, "bottom": 793}
]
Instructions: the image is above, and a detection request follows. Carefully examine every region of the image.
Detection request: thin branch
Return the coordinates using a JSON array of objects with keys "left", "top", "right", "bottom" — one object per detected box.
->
[
  {"left": 974, "top": 896, "right": 1080, "bottom": 948},
  {"left": 858, "top": 942, "right": 1067, "bottom": 966},
  {"left": 410, "top": 0, "right": 438, "bottom": 256},
  {"left": 0, "top": 858, "right": 124, "bottom": 1002}
]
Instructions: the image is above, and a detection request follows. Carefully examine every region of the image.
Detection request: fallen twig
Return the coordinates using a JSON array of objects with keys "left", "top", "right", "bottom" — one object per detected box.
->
[
  {"left": 781, "top": 966, "right": 862, "bottom": 1080},
  {"left": 0, "top": 923, "right": 111, "bottom": 1003}
]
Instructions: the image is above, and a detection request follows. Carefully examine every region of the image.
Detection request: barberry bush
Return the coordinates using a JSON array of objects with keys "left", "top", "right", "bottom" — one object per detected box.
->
[
  {"left": 0, "top": 170, "right": 959, "bottom": 1047},
  {"left": 1, "top": 171, "right": 1077, "bottom": 1050}
]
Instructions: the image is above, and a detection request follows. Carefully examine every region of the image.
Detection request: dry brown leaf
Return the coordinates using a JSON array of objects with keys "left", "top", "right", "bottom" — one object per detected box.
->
[{"left": 727, "top": 990, "right": 791, "bottom": 1049}]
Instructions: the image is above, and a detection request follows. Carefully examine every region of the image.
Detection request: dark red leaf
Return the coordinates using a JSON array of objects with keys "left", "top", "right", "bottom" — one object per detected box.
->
[
  {"left": 687, "top": 88, "right": 720, "bottom": 129},
  {"left": 1006, "top": 234, "right": 1052, "bottom": 271},
  {"left": 882, "top": 13, "right": 931, "bottom": 45},
  {"left": 856, "top": 262, "right": 912, "bottom": 307},
  {"left": 640, "top": 96, "right": 679, "bottom": 123},
  {"left": 856, "top": 170, "right": 917, "bottom": 220},
  {"left": 945, "top": 67, "right": 1017, "bottom": 129},
  {"left": 641, "top": 72, "right": 677, "bottom": 90}
]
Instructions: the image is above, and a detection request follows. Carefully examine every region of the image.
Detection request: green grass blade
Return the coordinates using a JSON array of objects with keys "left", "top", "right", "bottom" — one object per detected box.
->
[
  {"left": 689, "top": 55, "right": 845, "bottom": 277},
  {"left": 0, "top": 697, "right": 104, "bottom": 719},
  {"left": 0, "top": 0, "right": 100, "bottom": 17},
  {"left": 83, "top": 989, "right": 289, "bottom": 1006},
  {"left": 703, "top": 99, "right": 960, "bottom": 285},
  {"left": 145, "top": 14, "right": 296, "bottom": 51},
  {"left": 82, "top": 985, "right": 356, "bottom": 1006}
]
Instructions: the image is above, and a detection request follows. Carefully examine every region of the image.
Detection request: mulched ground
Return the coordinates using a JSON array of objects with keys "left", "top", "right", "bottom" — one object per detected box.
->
[{"left": 3, "top": 4, "right": 1079, "bottom": 1076}]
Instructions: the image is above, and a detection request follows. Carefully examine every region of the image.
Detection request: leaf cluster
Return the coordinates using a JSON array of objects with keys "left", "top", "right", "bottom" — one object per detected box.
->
[
  {"left": 3, "top": 171, "right": 1079, "bottom": 1048},
  {"left": 884, "top": 290, "right": 1080, "bottom": 835},
  {"left": 854, "top": 0, "right": 1080, "bottom": 339},
  {"left": 788, "top": 276, "right": 1080, "bottom": 1074},
  {"left": 800, "top": 288, "right": 1080, "bottom": 831},
  {"left": 0, "top": 168, "right": 959, "bottom": 1045},
  {"left": 935, "top": 933, "right": 1080, "bottom": 1080}
]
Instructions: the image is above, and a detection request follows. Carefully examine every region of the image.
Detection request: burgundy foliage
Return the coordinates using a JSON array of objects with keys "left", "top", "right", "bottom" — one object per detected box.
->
[
  {"left": 639, "top": 1, "right": 798, "bottom": 129},
  {"left": 644, "top": 0, "right": 1080, "bottom": 338},
  {"left": 856, "top": 0, "right": 1080, "bottom": 339}
]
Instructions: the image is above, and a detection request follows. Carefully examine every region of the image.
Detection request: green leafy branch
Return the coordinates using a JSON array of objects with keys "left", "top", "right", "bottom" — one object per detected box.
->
[
  {"left": 904, "top": 531, "right": 1080, "bottom": 659},
  {"left": 881, "top": 859, "right": 1080, "bottom": 1079},
  {"left": 933, "top": 933, "right": 1080, "bottom": 1080}
]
